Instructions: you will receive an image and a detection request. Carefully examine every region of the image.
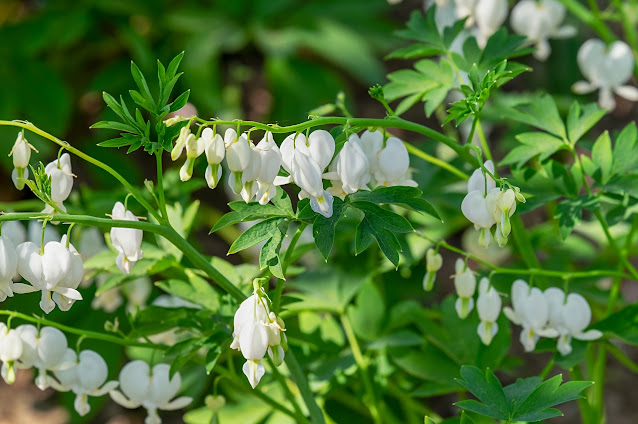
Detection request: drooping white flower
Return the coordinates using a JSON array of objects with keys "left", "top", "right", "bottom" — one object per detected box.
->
[
  {"left": 10, "top": 132, "right": 36, "bottom": 190},
  {"left": 335, "top": 135, "right": 370, "bottom": 194},
  {"left": 2, "top": 221, "right": 26, "bottom": 247},
  {"left": 0, "top": 323, "right": 23, "bottom": 384},
  {"left": 454, "top": 258, "right": 476, "bottom": 319},
  {"left": 476, "top": 278, "right": 501, "bottom": 345},
  {"left": 203, "top": 128, "right": 225, "bottom": 189},
  {"left": 359, "top": 130, "right": 384, "bottom": 176},
  {"left": 179, "top": 132, "right": 205, "bottom": 182},
  {"left": 109, "top": 361, "right": 192, "bottom": 424},
  {"left": 44, "top": 153, "right": 74, "bottom": 213},
  {"left": 0, "top": 236, "right": 18, "bottom": 302},
  {"left": 226, "top": 130, "right": 253, "bottom": 195},
  {"left": 171, "top": 126, "right": 191, "bottom": 161},
  {"left": 13, "top": 241, "right": 83, "bottom": 314},
  {"left": 485, "top": 188, "right": 517, "bottom": 247},
  {"left": 423, "top": 248, "right": 443, "bottom": 291},
  {"left": 121, "top": 276, "right": 152, "bottom": 314},
  {"left": 503, "top": 280, "right": 558, "bottom": 352},
  {"left": 51, "top": 235, "right": 84, "bottom": 311},
  {"left": 544, "top": 288, "right": 602, "bottom": 356},
  {"left": 51, "top": 349, "right": 118, "bottom": 416},
  {"left": 13, "top": 325, "right": 74, "bottom": 390},
  {"left": 510, "top": 0, "right": 576, "bottom": 61},
  {"left": 231, "top": 293, "right": 287, "bottom": 389},
  {"left": 92, "top": 274, "right": 123, "bottom": 312},
  {"left": 375, "top": 137, "right": 418, "bottom": 188},
  {"left": 461, "top": 160, "right": 496, "bottom": 247},
  {"left": 110, "top": 202, "right": 144, "bottom": 274},
  {"left": 255, "top": 132, "right": 283, "bottom": 205},
  {"left": 240, "top": 142, "right": 262, "bottom": 203},
  {"left": 291, "top": 150, "right": 334, "bottom": 218},
  {"left": 572, "top": 39, "right": 638, "bottom": 110},
  {"left": 455, "top": 0, "right": 508, "bottom": 47}
]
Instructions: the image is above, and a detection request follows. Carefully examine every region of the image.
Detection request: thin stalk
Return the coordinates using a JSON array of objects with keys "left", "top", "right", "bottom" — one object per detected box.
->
[
  {"left": 606, "top": 342, "right": 638, "bottom": 373},
  {"left": 274, "top": 222, "right": 308, "bottom": 314},
  {"left": 404, "top": 143, "right": 469, "bottom": 180},
  {"left": 0, "top": 310, "right": 167, "bottom": 350},
  {"left": 267, "top": 358, "right": 310, "bottom": 424},
  {"left": 284, "top": 350, "right": 326, "bottom": 424},
  {"left": 156, "top": 151, "right": 169, "bottom": 221},
  {"left": 476, "top": 120, "right": 492, "bottom": 162},
  {"left": 341, "top": 314, "right": 383, "bottom": 424},
  {"left": 0, "top": 120, "right": 163, "bottom": 223}
]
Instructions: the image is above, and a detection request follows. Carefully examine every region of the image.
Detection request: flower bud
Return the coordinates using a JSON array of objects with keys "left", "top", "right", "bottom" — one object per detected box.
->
[{"left": 171, "top": 126, "right": 191, "bottom": 161}]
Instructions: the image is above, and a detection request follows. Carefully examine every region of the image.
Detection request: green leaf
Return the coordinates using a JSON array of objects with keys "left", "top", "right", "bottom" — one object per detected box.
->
[
  {"left": 513, "top": 375, "right": 592, "bottom": 421},
  {"left": 613, "top": 122, "right": 638, "bottom": 174},
  {"left": 210, "top": 200, "right": 290, "bottom": 233},
  {"left": 504, "top": 94, "right": 567, "bottom": 139},
  {"left": 313, "top": 198, "right": 346, "bottom": 260},
  {"left": 155, "top": 270, "right": 220, "bottom": 311},
  {"left": 259, "top": 220, "right": 289, "bottom": 279},
  {"left": 357, "top": 215, "right": 402, "bottom": 267},
  {"left": 228, "top": 217, "right": 286, "bottom": 254},
  {"left": 455, "top": 367, "right": 509, "bottom": 420},
  {"left": 348, "top": 186, "right": 440, "bottom": 220},
  {"left": 350, "top": 201, "right": 413, "bottom": 233},
  {"left": 396, "top": 10, "right": 444, "bottom": 52},
  {"left": 501, "top": 132, "right": 566, "bottom": 167},
  {"left": 130, "top": 61, "right": 156, "bottom": 110},
  {"left": 592, "top": 131, "right": 613, "bottom": 184},
  {"left": 169, "top": 89, "right": 190, "bottom": 113},
  {"left": 90, "top": 120, "right": 138, "bottom": 133},
  {"left": 594, "top": 303, "right": 638, "bottom": 344},
  {"left": 96, "top": 137, "right": 137, "bottom": 148},
  {"left": 566, "top": 101, "right": 607, "bottom": 145},
  {"left": 553, "top": 195, "right": 599, "bottom": 239}
]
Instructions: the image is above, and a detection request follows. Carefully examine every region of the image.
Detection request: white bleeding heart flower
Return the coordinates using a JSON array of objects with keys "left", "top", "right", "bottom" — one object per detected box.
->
[
  {"left": 2, "top": 221, "right": 27, "bottom": 248},
  {"left": 0, "top": 236, "right": 18, "bottom": 302},
  {"left": 179, "top": 133, "right": 205, "bottom": 182},
  {"left": 572, "top": 39, "right": 638, "bottom": 110},
  {"left": 455, "top": 0, "right": 507, "bottom": 47},
  {"left": 423, "top": 248, "right": 443, "bottom": 291},
  {"left": 13, "top": 325, "right": 74, "bottom": 390},
  {"left": 374, "top": 137, "right": 417, "bottom": 188},
  {"left": 462, "top": 160, "right": 497, "bottom": 247},
  {"left": 51, "top": 235, "right": 84, "bottom": 312},
  {"left": 544, "top": 288, "right": 602, "bottom": 356},
  {"left": 503, "top": 280, "right": 558, "bottom": 352},
  {"left": 110, "top": 202, "right": 144, "bottom": 274},
  {"left": 226, "top": 131, "right": 252, "bottom": 195},
  {"left": 0, "top": 323, "right": 23, "bottom": 384},
  {"left": 231, "top": 293, "right": 287, "bottom": 389},
  {"left": 424, "top": 0, "right": 459, "bottom": 33},
  {"left": 121, "top": 275, "right": 152, "bottom": 314},
  {"left": 92, "top": 274, "right": 123, "bottom": 312},
  {"left": 454, "top": 258, "right": 476, "bottom": 319},
  {"left": 13, "top": 241, "right": 82, "bottom": 314},
  {"left": 510, "top": 0, "right": 576, "bottom": 61},
  {"left": 203, "top": 128, "right": 225, "bottom": 189},
  {"left": 307, "top": 130, "right": 335, "bottom": 171},
  {"left": 44, "top": 153, "right": 74, "bottom": 213},
  {"left": 255, "top": 132, "right": 283, "bottom": 205},
  {"left": 240, "top": 144, "right": 262, "bottom": 203},
  {"left": 10, "top": 132, "right": 36, "bottom": 190},
  {"left": 476, "top": 278, "right": 501, "bottom": 345},
  {"left": 336, "top": 135, "right": 370, "bottom": 194},
  {"left": 292, "top": 151, "right": 334, "bottom": 218},
  {"left": 109, "top": 361, "right": 192, "bottom": 424},
  {"left": 171, "top": 126, "right": 191, "bottom": 161},
  {"left": 360, "top": 130, "right": 384, "bottom": 176},
  {"left": 51, "top": 349, "right": 119, "bottom": 416},
  {"left": 485, "top": 188, "right": 517, "bottom": 247}
]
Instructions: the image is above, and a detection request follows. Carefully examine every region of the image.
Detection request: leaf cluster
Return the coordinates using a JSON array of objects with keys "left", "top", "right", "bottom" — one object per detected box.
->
[
  {"left": 455, "top": 366, "right": 592, "bottom": 422},
  {"left": 91, "top": 53, "right": 190, "bottom": 154}
]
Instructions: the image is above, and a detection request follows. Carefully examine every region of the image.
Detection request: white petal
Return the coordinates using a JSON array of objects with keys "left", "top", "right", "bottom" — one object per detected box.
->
[
  {"left": 572, "top": 80, "right": 596, "bottom": 95},
  {"left": 615, "top": 85, "right": 638, "bottom": 101},
  {"left": 242, "top": 360, "right": 265, "bottom": 389},
  {"left": 574, "top": 329, "right": 603, "bottom": 341}
]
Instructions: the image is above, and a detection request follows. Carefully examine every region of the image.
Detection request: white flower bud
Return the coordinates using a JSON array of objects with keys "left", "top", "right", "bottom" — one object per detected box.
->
[
  {"left": 171, "top": 126, "right": 191, "bottom": 161},
  {"left": 110, "top": 202, "right": 143, "bottom": 274}
]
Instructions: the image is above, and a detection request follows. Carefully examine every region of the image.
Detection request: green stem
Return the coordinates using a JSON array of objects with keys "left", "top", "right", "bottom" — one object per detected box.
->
[
  {"left": 194, "top": 117, "right": 478, "bottom": 168},
  {"left": 0, "top": 310, "right": 167, "bottom": 350},
  {"left": 156, "top": 151, "right": 169, "bottom": 221},
  {"left": 341, "top": 314, "right": 383, "bottom": 424},
  {"left": 284, "top": 350, "right": 326, "bottom": 424},
  {"left": 476, "top": 120, "right": 492, "bottom": 163},
  {"left": 606, "top": 341, "right": 638, "bottom": 373},
  {"left": 274, "top": 222, "right": 308, "bottom": 314},
  {"left": 404, "top": 143, "right": 469, "bottom": 180},
  {"left": 0, "top": 120, "right": 162, "bottom": 222},
  {"left": 557, "top": 0, "right": 616, "bottom": 43},
  {"left": 268, "top": 358, "right": 310, "bottom": 424}
]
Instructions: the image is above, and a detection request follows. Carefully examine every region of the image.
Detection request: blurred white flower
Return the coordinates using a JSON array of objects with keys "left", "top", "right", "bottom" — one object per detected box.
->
[
  {"left": 226, "top": 130, "right": 252, "bottom": 195},
  {"left": 171, "top": 126, "right": 191, "bottom": 161},
  {"left": 573, "top": 39, "right": 638, "bottom": 110},
  {"left": 503, "top": 280, "right": 558, "bottom": 351},
  {"left": 51, "top": 349, "right": 118, "bottom": 416},
  {"left": 423, "top": 248, "right": 443, "bottom": 291},
  {"left": 485, "top": 188, "right": 518, "bottom": 247},
  {"left": 0, "top": 323, "right": 23, "bottom": 384},
  {"left": 0, "top": 236, "right": 18, "bottom": 302},
  {"left": 476, "top": 277, "right": 501, "bottom": 345},
  {"left": 454, "top": 258, "right": 476, "bottom": 319},
  {"left": 110, "top": 202, "right": 144, "bottom": 274},
  {"left": 461, "top": 160, "right": 496, "bottom": 247},
  {"left": 110, "top": 361, "right": 192, "bottom": 424},
  {"left": 510, "top": 0, "right": 576, "bottom": 61},
  {"left": 179, "top": 132, "right": 205, "bottom": 182},
  {"left": 455, "top": 0, "right": 508, "bottom": 47},
  {"left": 544, "top": 288, "right": 602, "bottom": 356}
]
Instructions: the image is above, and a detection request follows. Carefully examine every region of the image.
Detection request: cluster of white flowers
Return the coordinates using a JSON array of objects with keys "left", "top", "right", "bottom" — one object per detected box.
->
[
  {"left": 231, "top": 286, "right": 287, "bottom": 389},
  {"left": 0, "top": 324, "right": 190, "bottom": 422},
  {"left": 452, "top": 259, "right": 503, "bottom": 345},
  {"left": 0, "top": 232, "right": 84, "bottom": 314},
  {"left": 461, "top": 161, "right": 524, "bottom": 248},
  {"left": 110, "top": 361, "right": 193, "bottom": 424},
  {"left": 170, "top": 125, "right": 416, "bottom": 219},
  {"left": 573, "top": 39, "right": 638, "bottom": 110},
  {"left": 109, "top": 201, "right": 144, "bottom": 274},
  {"left": 504, "top": 280, "right": 602, "bottom": 354}
]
